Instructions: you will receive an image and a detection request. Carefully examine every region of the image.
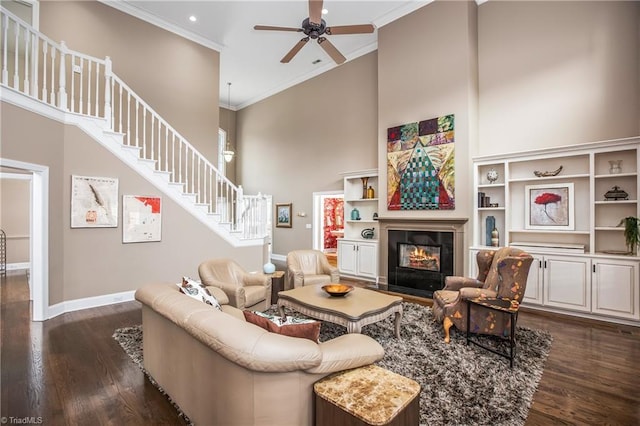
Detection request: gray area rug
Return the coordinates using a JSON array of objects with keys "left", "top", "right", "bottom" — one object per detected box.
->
[{"left": 113, "top": 302, "right": 552, "bottom": 425}]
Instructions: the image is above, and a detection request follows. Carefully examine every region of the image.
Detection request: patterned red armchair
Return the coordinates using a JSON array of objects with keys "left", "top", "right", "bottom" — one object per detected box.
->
[{"left": 432, "top": 247, "right": 534, "bottom": 343}]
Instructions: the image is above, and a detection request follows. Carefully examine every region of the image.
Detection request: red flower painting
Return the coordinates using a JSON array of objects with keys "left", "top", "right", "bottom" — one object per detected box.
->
[{"left": 534, "top": 192, "right": 562, "bottom": 223}]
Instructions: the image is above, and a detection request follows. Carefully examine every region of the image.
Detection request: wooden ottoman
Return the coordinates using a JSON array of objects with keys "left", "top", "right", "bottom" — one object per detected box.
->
[{"left": 314, "top": 365, "right": 420, "bottom": 426}]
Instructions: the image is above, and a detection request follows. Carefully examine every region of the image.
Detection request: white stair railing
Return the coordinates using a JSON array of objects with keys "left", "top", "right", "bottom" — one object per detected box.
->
[{"left": 0, "top": 7, "right": 269, "bottom": 240}]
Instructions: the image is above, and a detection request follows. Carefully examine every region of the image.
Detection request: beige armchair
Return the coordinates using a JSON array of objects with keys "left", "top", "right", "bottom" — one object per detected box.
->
[
  {"left": 432, "top": 247, "right": 534, "bottom": 343},
  {"left": 286, "top": 249, "right": 339, "bottom": 290},
  {"left": 198, "top": 258, "right": 272, "bottom": 311}
]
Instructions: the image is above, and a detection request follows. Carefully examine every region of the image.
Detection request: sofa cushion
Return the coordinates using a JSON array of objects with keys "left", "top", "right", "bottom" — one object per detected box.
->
[
  {"left": 244, "top": 285, "right": 268, "bottom": 307},
  {"left": 243, "top": 311, "right": 321, "bottom": 342},
  {"left": 179, "top": 277, "right": 222, "bottom": 310}
]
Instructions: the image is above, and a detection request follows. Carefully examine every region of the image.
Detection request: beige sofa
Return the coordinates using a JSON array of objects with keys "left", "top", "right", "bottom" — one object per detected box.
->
[{"left": 135, "top": 282, "right": 385, "bottom": 426}]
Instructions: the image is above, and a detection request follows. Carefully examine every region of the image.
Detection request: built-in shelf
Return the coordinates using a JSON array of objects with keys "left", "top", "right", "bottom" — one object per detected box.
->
[
  {"left": 346, "top": 198, "right": 379, "bottom": 203},
  {"left": 508, "top": 173, "right": 590, "bottom": 183}
]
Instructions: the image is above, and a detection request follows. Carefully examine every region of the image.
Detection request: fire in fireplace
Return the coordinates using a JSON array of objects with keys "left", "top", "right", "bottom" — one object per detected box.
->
[
  {"left": 388, "top": 229, "right": 454, "bottom": 298},
  {"left": 398, "top": 243, "right": 441, "bottom": 272}
]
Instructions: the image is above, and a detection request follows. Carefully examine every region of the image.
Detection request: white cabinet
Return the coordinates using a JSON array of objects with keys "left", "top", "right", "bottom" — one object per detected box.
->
[
  {"left": 523, "top": 253, "right": 544, "bottom": 305},
  {"left": 592, "top": 258, "right": 640, "bottom": 320},
  {"left": 543, "top": 255, "right": 591, "bottom": 313},
  {"left": 338, "top": 239, "right": 378, "bottom": 281},
  {"left": 516, "top": 253, "right": 590, "bottom": 311}
]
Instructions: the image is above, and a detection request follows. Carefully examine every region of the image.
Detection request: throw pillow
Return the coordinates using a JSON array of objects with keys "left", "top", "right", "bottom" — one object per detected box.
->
[
  {"left": 179, "top": 277, "right": 222, "bottom": 311},
  {"left": 243, "top": 311, "right": 320, "bottom": 342}
]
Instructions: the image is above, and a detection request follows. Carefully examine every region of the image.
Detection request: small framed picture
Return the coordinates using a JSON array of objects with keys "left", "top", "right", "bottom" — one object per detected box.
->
[
  {"left": 525, "top": 183, "right": 574, "bottom": 230},
  {"left": 276, "top": 203, "right": 292, "bottom": 228}
]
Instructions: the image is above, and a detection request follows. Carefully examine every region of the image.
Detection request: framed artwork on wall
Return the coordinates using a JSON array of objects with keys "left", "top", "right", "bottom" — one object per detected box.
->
[
  {"left": 122, "top": 195, "right": 162, "bottom": 243},
  {"left": 71, "top": 175, "right": 119, "bottom": 228},
  {"left": 525, "top": 183, "right": 574, "bottom": 230},
  {"left": 276, "top": 203, "right": 292, "bottom": 228}
]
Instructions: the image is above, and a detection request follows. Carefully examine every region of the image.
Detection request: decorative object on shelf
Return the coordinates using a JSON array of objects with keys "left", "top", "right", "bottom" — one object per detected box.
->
[
  {"left": 387, "top": 114, "right": 455, "bottom": 211},
  {"left": 617, "top": 216, "right": 640, "bottom": 255},
  {"left": 525, "top": 183, "right": 575, "bottom": 230},
  {"left": 604, "top": 185, "right": 629, "bottom": 201},
  {"left": 350, "top": 207, "right": 361, "bottom": 220},
  {"left": 366, "top": 185, "right": 375, "bottom": 199},
  {"left": 373, "top": 212, "right": 378, "bottom": 220},
  {"left": 275, "top": 203, "right": 292, "bottom": 228},
  {"left": 361, "top": 228, "right": 375, "bottom": 239},
  {"left": 533, "top": 165, "right": 563, "bottom": 177},
  {"left": 361, "top": 177, "right": 369, "bottom": 199},
  {"left": 486, "top": 168, "right": 499, "bottom": 183},
  {"left": 489, "top": 203, "right": 499, "bottom": 208},
  {"left": 485, "top": 216, "right": 495, "bottom": 246},
  {"left": 322, "top": 284, "right": 354, "bottom": 297},
  {"left": 609, "top": 160, "right": 622, "bottom": 174},
  {"left": 122, "top": 195, "right": 162, "bottom": 243},
  {"left": 491, "top": 227, "right": 500, "bottom": 247}
]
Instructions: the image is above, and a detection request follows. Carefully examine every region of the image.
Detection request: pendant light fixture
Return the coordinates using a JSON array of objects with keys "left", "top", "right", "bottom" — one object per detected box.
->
[{"left": 223, "top": 82, "right": 235, "bottom": 163}]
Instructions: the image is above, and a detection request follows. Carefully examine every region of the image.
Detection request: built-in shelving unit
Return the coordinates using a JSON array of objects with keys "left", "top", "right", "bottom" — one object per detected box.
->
[
  {"left": 472, "top": 137, "right": 640, "bottom": 325},
  {"left": 337, "top": 169, "right": 379, "bottom": 282}
]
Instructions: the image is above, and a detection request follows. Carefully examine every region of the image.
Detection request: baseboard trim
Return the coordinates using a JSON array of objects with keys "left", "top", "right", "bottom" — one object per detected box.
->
[
  {"left": 6, "top": 262, "right": 30, "bottom": 271},
  {"left": 47, "top": 290, "right": 136, "bottom": 319}
]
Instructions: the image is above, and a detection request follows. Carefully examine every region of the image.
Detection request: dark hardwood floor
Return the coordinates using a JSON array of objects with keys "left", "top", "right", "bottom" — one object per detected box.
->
[{"left": 2, "top": 272, "right": 639, "bottom": 425}]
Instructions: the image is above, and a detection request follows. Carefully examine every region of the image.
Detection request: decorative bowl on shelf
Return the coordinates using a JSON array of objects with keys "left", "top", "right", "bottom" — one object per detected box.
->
[{"left": 322, "top": 284, "right": 354, "bottom": 297}]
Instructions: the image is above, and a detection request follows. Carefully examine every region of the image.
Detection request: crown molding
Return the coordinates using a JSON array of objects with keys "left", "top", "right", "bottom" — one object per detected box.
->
[
  {"left": 99, "top": 0, "right": 225, "bottom": 52},
  {"left": 373, "top": 0, "right": 434, "bottom": 28}
]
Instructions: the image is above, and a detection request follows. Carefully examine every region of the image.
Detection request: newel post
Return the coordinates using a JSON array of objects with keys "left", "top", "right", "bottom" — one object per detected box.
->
[
  {"left": 104, "top": 56, "right": 112, "bottom": 128},
  {"left": 57, "top": 41, "right": 67, "bottom": 110}
]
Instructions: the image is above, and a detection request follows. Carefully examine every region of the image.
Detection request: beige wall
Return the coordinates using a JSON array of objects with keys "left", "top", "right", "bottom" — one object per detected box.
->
[
  {"left": 237, "top": 52, "right": 378, "bottom": 256},
  {"left": 1, "top": 103, "right": 262, "bottom": 305},
  {"left": 478, "top": 1, "right": 640, "bottom": 154},
  {"left": 0, "top": 177, "right": 30, "bottom": 264},
  {"left": 39, "top": 0, "right": 220, "bottom": 162},
  {"left": 378, "top": 0, "right": 478, "bottom": 223},
  {"left": 220, "top": 106, "right": 237, "bottom": 182}
]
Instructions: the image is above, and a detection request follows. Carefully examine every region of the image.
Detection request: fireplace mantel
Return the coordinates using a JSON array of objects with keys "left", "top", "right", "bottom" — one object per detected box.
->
[{"left": 377, "top": 217, "right": 468, "bottom": 293}]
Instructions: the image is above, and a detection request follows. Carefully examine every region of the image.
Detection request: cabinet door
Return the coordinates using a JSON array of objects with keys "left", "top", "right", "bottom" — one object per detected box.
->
[
  {"left": 337, "top": 240, "right": 357, "bottom": 275},
  {"left": 356, "top": 242, "right": 378, "bottom": 279},
  {"left": 592, "top": 259, "right": 640, "bottom": 320},
  {"left": 523, "top": 254, "right": 544, "bottom": 305},
  {"left": 543, "top": 256, "right": 591, "bottom": 312}
]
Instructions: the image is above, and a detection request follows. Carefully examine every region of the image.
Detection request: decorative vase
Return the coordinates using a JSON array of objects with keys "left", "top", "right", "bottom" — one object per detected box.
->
[
  {"left": 361, "top": 177, "right": 369, "bottom": 199},
  {"left": 263, "top": 262, "right": 276, "bottom": 274},
  {"left": 486, "top": 216, "right": 495, "bottom": 246},
  {"left": 350, "top": 208, "right": 360, "bottom": 220},
  {"left": 491, "top": 227, "right": 500, "bottom": 247},
  {"left": 366, "top": 186, "right": 375, "bottom": 199},
  {"left": 609, "top": 160, "right": 622, "bottom": 174}
]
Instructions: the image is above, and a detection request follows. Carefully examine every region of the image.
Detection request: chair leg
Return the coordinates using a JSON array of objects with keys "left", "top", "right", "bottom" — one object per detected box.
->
[{"left": 443, "top": 316, "right": 453, "bottom": 344}]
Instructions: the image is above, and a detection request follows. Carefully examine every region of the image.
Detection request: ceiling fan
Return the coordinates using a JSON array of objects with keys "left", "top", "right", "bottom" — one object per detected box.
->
[{"left": 254, "top": 0, "right": 375, "bottom": 65}]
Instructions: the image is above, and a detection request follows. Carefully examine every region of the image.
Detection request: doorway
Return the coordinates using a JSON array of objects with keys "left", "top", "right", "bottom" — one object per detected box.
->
[
  {"left": 312, "top": 191, "right": 344, "bottom": 267},
  {"left": 0, "top": 158, "right": 49, "bottom": 321}
]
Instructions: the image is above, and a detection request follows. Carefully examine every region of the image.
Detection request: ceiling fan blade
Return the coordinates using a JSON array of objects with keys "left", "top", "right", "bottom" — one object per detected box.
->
[
  {"left": 326, "top": 24, "right": 375, "bottom": 35},
  {"left": 254, "top": 25, "right": 303, "bottom": 32},
  {"left": 281, "top": 37, "right": 310, "bottom": 63},
  {"left": 317, "top": 37, "right": 346, "bottom": 64},
  {"left": 308, "top": 0, "right": 324, "bottom": 26}
]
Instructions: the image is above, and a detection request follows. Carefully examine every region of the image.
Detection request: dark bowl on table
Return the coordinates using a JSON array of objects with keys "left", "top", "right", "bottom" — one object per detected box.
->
[{"left": 322, "top": 284, "right": 354, "bottom": 297}]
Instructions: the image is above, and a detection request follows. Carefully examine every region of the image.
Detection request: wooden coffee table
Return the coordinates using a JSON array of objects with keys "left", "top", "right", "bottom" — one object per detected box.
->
[{"left": 277, "top": 285, "right": 403, "bottom": 338}]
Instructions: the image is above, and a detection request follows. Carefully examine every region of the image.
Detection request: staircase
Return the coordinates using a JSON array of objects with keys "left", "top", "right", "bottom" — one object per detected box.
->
[{"left": 0, "top": 7, "right": 271, "bottom": 247}]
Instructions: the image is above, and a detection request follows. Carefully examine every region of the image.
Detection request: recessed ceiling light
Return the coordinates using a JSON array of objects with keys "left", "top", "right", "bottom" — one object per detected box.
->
[
  {"left": 189, "top": 15, "right": 197, "bottom": 22},
  {"left": 322, "top": 9, "right": 328, "bottom": 15}
]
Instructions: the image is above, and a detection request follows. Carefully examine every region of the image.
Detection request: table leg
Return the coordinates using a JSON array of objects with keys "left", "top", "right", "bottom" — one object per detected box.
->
[
  {"left": 466, "top": 301, "right": 471, "bottom": 344},
  {"left": 394, "top": 310, "right": 402, "bottom": 339},
  {"left": 277, "top": 303, "right": 286, "bottom": 318},
  {"left": 346, "top": 322, "right": 362, "bottom": 334}
]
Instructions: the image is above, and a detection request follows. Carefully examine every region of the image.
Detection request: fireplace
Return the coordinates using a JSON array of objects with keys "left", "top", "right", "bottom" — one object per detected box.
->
[{"left": 378, "top": 218, "right": 467, "bottom": 298}]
